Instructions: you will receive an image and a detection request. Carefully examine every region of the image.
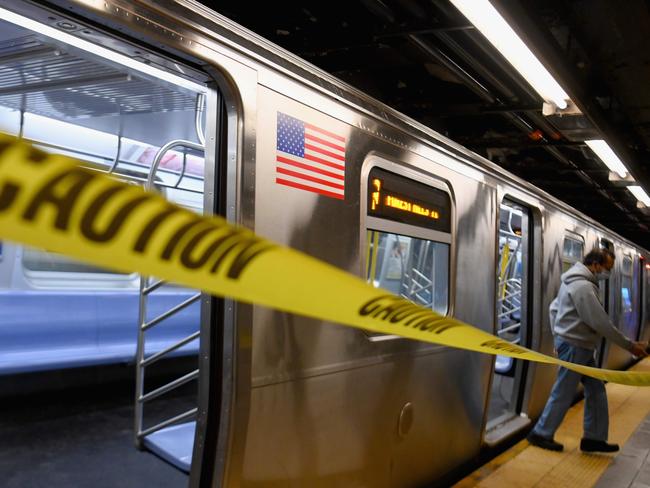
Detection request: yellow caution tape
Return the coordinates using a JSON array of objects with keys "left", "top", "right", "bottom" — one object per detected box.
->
[{"left": 0, "top": 133, "right": 648, "bottom": 386}]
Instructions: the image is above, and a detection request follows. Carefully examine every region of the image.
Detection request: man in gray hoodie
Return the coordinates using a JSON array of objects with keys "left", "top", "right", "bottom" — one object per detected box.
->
[{"left": 527, "top": 249, "right": 648, "bottom": 453}]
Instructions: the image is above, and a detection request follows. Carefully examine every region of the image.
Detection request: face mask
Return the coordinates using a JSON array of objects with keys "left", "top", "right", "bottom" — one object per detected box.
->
[{"left": 596, "top": 270, "right": 611, "bottom": 281}]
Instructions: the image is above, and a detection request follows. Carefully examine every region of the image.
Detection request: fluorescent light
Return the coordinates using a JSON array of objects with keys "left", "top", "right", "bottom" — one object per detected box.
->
[
  {"left": 0, "top": 6, "right": 205, "bottom": 94},
  {"left": 585, "top": 139, "right": 629, "bottom": 178},
  {"left": 628, "top": 186, "right": 650, "bottom": 206},
  {"left": 449, "top": 0, "right": 570, "bottom": 109}
]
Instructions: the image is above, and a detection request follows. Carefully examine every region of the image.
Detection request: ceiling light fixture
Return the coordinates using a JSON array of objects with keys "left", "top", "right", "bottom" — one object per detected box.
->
[
  {"left": 584, "top": 139, "right": 629, "bottom": 178},
  {"left": 0, "top": 7, "right": 205, "bottom": 94},
  {"left": 448, "top": 0, "right": 570, "bottom": 110},
  {"left": 628, "top": 186, "right": 650, "bottom": 207}
]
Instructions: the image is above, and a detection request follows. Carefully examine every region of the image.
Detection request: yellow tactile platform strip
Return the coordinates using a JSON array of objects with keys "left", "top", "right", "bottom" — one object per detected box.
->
[{"left": 456, "top": 358, "right": 650, "bottom": 488}]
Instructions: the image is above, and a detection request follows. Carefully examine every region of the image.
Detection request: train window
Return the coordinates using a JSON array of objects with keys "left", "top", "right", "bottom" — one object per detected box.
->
[
  {"left": 598, "top": 239, "right": 615, "bottom": 304},
  {"left": 622, "top": 255, "right": 633, "bottom": 275},
  {"left": 22, "top": 248, "right": 128, "bottom": 276},
  {"left": 621, "top": 256, "right": 633, "bottom": 314},
  {"left": 366, "top": 230, "right": 449, "bottom": 314},
  {"left": 496, "top": 201, "right": 530, "bottom": 353},
  {"left": 562, "top": 235, "right": 584, "bottom": 272},
  {"left": 363, "top": 165, "right": 452, "bottom": 339}
]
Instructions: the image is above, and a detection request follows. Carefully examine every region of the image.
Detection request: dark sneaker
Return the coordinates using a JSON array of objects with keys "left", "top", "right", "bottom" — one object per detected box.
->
[
  {"left": 580, "top": 438, "right": 619, "bottom": 453},
  {"left": 527, "top": 432, "right": 564, "bottom": 451}
]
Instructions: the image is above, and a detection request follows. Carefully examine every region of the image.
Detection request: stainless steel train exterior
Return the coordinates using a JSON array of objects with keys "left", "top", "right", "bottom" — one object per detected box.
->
[{"left": 2, "top": 1, "right": 649, "bottom": 487}]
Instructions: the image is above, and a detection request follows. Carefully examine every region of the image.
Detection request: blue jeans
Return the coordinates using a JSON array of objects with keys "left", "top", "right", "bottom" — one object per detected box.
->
[{"left": 532, "top": 338, "right": 608, "bottom": 441}]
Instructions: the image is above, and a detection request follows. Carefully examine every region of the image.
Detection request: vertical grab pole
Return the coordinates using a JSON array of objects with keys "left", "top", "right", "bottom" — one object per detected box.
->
[
  {"left": 134, "top": 140, "right": 203, "bottom": 450},
  {"left": 134, "top": 275, "right": 148, "bottom": 448},
  {"left": 195, "top": 93, "right": 206, "bottom": 146}
]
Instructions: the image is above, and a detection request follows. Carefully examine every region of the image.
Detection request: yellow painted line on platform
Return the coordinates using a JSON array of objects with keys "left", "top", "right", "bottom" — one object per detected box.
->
[{"left": 455, "top": 358, "right": 650, "bottom": 488}]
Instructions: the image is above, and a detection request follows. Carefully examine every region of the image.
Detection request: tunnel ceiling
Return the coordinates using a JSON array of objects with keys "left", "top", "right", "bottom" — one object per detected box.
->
[{"left": 201, "top": 0, "right": 650, "bottom": 248}]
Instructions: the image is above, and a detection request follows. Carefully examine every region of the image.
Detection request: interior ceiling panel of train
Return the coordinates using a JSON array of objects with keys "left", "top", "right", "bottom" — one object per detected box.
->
[
  {"left": 0, "top": 17, "right": 200, "bottom": 148},
  {"left": 202, "top": 0, "right": 650, "bottom": 248}
]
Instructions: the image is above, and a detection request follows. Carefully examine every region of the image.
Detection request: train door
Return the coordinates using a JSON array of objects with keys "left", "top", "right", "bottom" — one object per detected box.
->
[
  {"left": 642, "top": 259, "right": 650, "bottom": 343},
  {"left": 0, "top": 3, "right": 234, "bottom": 485},
  {"left": 620, "top": 254, "right": 640, "bottom": 341},
  {"left": 485, "top": 199, "right": 533, "bottom": 442},
  {"left": 561, "top": 234, "right": 585, "bottom": 274},
  {"left": 596, "top": 239, "right": 614, "bottom": 366}
]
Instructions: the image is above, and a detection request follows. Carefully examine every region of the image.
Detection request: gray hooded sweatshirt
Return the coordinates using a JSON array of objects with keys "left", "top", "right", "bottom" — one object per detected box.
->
[{"left": 550, "top": 261, "right": 632, "bottom": 351}]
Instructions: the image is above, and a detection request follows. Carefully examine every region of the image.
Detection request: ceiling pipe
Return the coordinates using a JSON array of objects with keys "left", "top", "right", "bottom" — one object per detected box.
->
[
  {"left": 490, "top": 0, "right": 650, "bottom": 192},
  {"left": 426, "top": 29, "right": 564, "bottom": 144},
  {"left": 413, "top": 2, "right": 642, "bottom": 228},
  {"left": 360, "top": 0, "right": 641, "bottom": 230},
  {"left": 405, "top": 34, "right": 608, "bottom": 194},
  {"left": 431, "top": 30, "right": 518, "bottom": 101},
  {"left": 407, "top": 35, "right": 496, "bottom": 103}
]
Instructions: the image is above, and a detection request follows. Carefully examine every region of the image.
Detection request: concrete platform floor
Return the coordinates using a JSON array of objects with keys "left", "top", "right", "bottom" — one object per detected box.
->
[{"left": 0, "top": 375, "right": 193, "bottom": 488}]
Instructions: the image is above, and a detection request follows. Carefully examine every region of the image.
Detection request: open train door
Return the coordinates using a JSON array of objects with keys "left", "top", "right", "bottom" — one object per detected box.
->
[
  {"left": 595, "top": 238, "right": 614, "bottom": 367},
  {"left": 133, "top": 82, "right": 236, "bottom": 482},
  {"left": 639, "top": 256, "right": 647, "bottom": 342},
  {"left": 187, "top": 77, "right": 243, "bottom": 487},
  {"left": 484, "top": 197, "right": 539, "bottom": 445},
  {"left": 0, "top": 2, "right": 244, "bottom": 485}
]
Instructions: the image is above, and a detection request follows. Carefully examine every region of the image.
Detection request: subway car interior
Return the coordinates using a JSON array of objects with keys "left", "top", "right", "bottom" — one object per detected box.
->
[
  {"left": 3, "top": 1, "right": 650, "bottom": 488},
  {"left": 0, "top": 9, "right": 209, "bottom": 484}
]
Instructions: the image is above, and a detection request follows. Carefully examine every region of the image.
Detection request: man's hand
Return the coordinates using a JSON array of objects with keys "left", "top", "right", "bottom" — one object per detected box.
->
[{"left": 630, "top": 341, "right": 649, "bottom": 358}]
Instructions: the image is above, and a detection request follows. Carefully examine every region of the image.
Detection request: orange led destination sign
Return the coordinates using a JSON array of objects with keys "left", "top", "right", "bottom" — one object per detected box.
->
[
  {"left": 368, "top": 167, "right": 451, "bottom": 233},
  {"left": 384, "top": 192, "right": 440, "bottom": 219}
]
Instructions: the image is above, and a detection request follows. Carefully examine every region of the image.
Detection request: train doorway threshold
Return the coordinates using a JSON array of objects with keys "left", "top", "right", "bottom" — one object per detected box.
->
[{"left": 143, "top": 421, "right": 196, "bottom": 473}]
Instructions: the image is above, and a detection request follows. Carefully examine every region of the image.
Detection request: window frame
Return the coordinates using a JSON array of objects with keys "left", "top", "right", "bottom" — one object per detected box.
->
[
  {"left": 620, "top": 253, "right": 635, "bottom": 320},
  {"left": 493, "top": 198, "right": 532, "bottom": 368},
  {"left": 621, "top": 254, "right": 634, "bottom": 277},
  {"left": 365, "top": 228, "right": 451, "bottom": 312},
  {"left": 20, "top": 246, "right": 139, "bottom": 289},
  {"left": 561, "top": 233, "right": 585, "bottom": 273},
  {"left": 360, "top": 155, "right": 455, "bottom": 342}
]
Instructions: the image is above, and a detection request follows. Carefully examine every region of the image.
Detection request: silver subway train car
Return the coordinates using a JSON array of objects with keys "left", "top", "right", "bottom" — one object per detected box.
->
[{"left": 1, "top": 1, "right": 649, "bottom": 486}]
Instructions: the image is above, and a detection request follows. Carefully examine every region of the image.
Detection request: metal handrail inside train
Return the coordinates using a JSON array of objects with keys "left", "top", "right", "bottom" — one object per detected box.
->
[{"left": 134, "top": 139, "right": 205, "bottom": 468}]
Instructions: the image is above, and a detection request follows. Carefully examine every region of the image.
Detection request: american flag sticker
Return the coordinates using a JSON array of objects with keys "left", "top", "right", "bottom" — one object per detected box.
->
[{"left": 276, "top": 112, "right": 346, "bottom": 200}]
